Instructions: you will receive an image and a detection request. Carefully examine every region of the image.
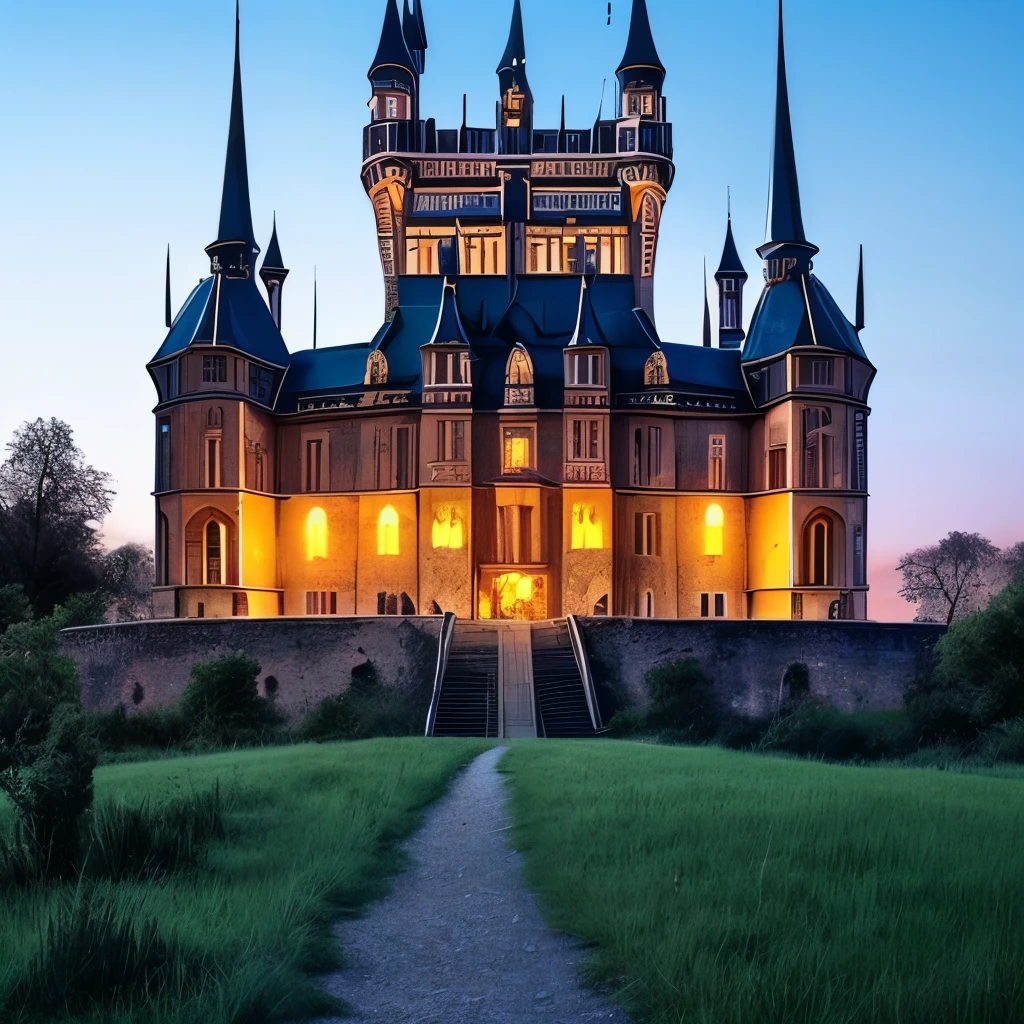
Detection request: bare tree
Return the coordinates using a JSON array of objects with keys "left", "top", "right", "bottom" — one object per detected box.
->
[
  {"left": 0, "top": 419, "right": 115, "bottom": 614},
  {"left": 897, "top": 532, "right": 998, "bottom": 625}
]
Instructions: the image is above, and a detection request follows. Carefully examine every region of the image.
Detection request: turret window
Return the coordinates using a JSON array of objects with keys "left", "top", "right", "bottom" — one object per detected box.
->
[
  {"left": 249, "top": 365, "right": 274, "bottom": 403},
  {"left": 157, "top": 419, "right": 171, "bottom": 491},
  {"left": 768, "top": 446, "right": 788, "bottom": 490},
  {"left": 431, "top": 351, "right": 471, "bottom": 386},
  {"left": 205, "top": 520, "right": 225, "bottom": 585},
  {"left": 852, "top": 412, "right": 868, "bottom": 491},
  {"left": 708, "top": 436, "right": 726, "bottom": 490},
  {"left": 203, "top": 356, "right": 227, "bottom": 384},
  {"left": 569, "top": 351, "right": 603, "bottom": 386},
  {"left": 802, "top": 408, "right": 835, "bottom": 488},
  {"left": 634, "top": 512, "right": 659, "bottom": 557},
  {"left": 438, "top": 420, "right": 466, "bottom": 462}
]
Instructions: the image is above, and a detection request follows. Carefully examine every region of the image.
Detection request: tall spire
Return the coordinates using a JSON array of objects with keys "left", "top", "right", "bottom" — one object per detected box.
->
[
  {"left": 402, "top": 0, "right": 427, "bottom": 74},
  {"left": 312, "top": 269, "right": 318, "bottom": 350},
  {"left": 715, "top": 199, "right": 749, "bottom": 351},
  {"left": 369, "top": 0, "right": 417, "bottom": 81},
  {"left": 260, "top": 215, "right": 289, "bottom": 331},
  {"left": 616, "top": 0, "right": 665, "bottom": 76},
  {"left": 716, "top": 211, "right": 745, "bottom": 277},
  {"left": 497, "top": 0, "right": 527, "bottom": 79},
  {"left": 262, "top": 214, "right": 285, "bottom": 271},
  {"left": 855, "top": 244, "right": 865, "bottom": 333},
  {"left": 215, "top": 1, "right": 257, "bottom": 254},
  {"left": 765, "top": 0, "right": 806, "bottom": 247},
  {"left": 164, "top": 245, "right": 172, "bottom": 329},
  {"left": 702, "top": 259, "right": 712, "bottom": 348}
]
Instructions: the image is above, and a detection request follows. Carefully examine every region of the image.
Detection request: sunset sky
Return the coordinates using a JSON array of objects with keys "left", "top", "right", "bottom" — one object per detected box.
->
[{"left": 0, "top": 0, "right": 1020, "bottom": 621}]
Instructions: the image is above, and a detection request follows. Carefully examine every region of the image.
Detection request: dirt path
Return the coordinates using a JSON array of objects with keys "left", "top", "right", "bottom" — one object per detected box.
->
[{"left": 313, "top": 745, "right": 629, "bottom": 1023}]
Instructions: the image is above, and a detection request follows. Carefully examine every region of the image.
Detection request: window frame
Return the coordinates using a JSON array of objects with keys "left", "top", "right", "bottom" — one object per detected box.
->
[
  {"left": 501, "top": 425, "right": 536, "bottom": 474},
  {"left": 708, "top": 434, "right": 726, "bottom": 490},
  {"left": 634, "top": 511, "right": 659, "bottom": 557}
]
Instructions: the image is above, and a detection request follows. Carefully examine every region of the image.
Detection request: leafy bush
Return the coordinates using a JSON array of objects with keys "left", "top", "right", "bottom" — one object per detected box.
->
[
  {"left": 907, "top": 582, "right": 1024, "bottom": 741},
  {"left": 0, "top": 705, "right": 97, "bottom": 880},
  {"left": 4, "top": 889, "right": 205, "bottom": 1020},
  {"left": 85, "top": 784, "right": 226, "bottom": 881},
  {"left": 756, "top": 703, "right": 915, "bottom": 762},
  {"left": 0, "top": 584, "right": 31, "bottom": 635},
  {"left": 978, "top": 719, "right": 1024, "bottom": 765},
  {"left": 298, "top": 661, "right": 424, "bottom": 742},
  {"left": 87, "top": 702, "right": 190, "bottom": 754},
  {"left": 179, "top": 653, "right": 282, "bottom": 745},
  {"left": 643, "top": 658, "right": 717, "bottom": 740}
]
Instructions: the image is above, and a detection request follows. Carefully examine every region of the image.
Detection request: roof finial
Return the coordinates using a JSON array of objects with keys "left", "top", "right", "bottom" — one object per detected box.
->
[
  {"left": 164, "top": 245, "right": 172, "bottom": 329},
  {"left": 312, "top": 268, "right": 318, "bottom": 350},
  {"left": 214, "top": 0, "right": 257, "bottom": 252},
  {"left": 855, "top": 244, "right": 865, "bottom": 333},
  {"left": 727, "top": 185, "right": 731, "bottom": 220},
  {"left": 765, "top": 0, "right": 806, "bottom": 245},
  {"left": 702, "top": 258, "right": 712, "bottom": 348}
]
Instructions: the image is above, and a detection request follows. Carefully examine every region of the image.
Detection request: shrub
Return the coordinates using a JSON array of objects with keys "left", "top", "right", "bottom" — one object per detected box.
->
[
  {"left": 179, "top": 653, "right": 282, "bottom": 745},
  {"left": 907, "top": 582, "right": 1024, "bottom": 742},
  {"left": 0, "top": 585, "right": 32, "bottom": 636},
  {"left": 85, "top": 784, "right": 226, "bottom": 881},
  {"left": 5, "top": 889, "right": 205, "bottom": 1020},
  {"left": 756, "top": 702, "right": 915, "bottom": 762},
  {"left": 979, "top": 719, "right": 1024, "bottom": 765},
  {"left": 297, "top": 694, "right": 357, "bottom": 743},
  {"left": 643, "top": 658, "right": 717, "bottom": 740},
  {"left": 0, "top": 705, "right": 97, "bottom": 880},
  {"left": 87, "top": 703, "right": 190, "bottom": 754}
]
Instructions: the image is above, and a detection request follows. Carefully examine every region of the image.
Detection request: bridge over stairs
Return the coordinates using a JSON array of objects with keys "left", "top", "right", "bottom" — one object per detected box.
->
[{"left": 425, "top": 615, "right": 603, "bottom": 739}]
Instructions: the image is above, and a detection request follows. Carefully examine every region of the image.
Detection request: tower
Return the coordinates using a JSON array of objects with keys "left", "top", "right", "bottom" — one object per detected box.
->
[
  {"left": 260, "top": 216, "right": 289, "bottom": 331},
  {"left": 402, "top": 0, "right": 428, "bottom": 76},
  {"left": 616, "top": 0, "right": 666, "bottom": 120},
  {"left": 367, "top": 0, "right": 419, "bottom": 128},
  {"left": 715, "top": 205, "right": 748, "bottom": 350},
  {"left": 496, "top": 0, "right": 532, "bottom": 153}
]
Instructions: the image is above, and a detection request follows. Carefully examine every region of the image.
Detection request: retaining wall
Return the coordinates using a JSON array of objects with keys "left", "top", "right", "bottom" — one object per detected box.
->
[{"left": 576, "top": 618, "right": 946, "bottom": 720}]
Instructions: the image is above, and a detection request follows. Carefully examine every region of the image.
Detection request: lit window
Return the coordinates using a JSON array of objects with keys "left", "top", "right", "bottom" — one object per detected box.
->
[
  {"left": 205, "top": 520, "right": 224, "bottom": 585},
  {"left": 502, "top": 428, "right": 534, "bottom": 473},
  {"left": 432, "top": 505, "right": 465, "bottom": 550},
  {"left": 570, "top": 503, "right": 604, "bottom": 550},
  {"left": 377, "top": 504, "right": 399, "bottom": 555},
  {"left": 506, "top": 348, "right": 533, "bottom": 386},
  {"left": 365, "top": 350, "right": 388, "bottom": 386},
  {"left": 305, "top": 507, "right": 327, "bottom": 561},
  {"left": 644, "top": 351, "right": 668, "bottom": 386},
  {"left": 705, "top": 504, "right": 724, "bottom": 556}
]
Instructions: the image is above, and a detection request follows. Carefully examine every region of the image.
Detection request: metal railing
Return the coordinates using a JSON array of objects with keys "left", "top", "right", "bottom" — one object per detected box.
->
[
  {"left": 424, "top": 611, "right": 457, "bottom": 737},
  {"left": 565, "top": 614, "right": 604, "bottom": 732}
]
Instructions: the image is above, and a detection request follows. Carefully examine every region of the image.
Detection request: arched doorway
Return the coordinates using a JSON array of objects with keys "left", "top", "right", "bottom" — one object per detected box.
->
[{"left": 804, "top": 512, "right": 837, "bottom": 586}]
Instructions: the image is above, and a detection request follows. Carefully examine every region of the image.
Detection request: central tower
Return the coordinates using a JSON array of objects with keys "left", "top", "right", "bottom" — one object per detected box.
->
[{"left": 361, "top": 0, "right": 674, "bottom": 323}]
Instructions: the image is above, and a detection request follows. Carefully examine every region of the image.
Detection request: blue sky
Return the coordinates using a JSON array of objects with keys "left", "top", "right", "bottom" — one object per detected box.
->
[{"left": 0, "top": 0, "right": 1021, "bottom": 619}]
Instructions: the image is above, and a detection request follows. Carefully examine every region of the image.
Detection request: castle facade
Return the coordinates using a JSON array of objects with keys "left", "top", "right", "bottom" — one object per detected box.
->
[{"left": 148, "top": 0, "right": 874, "bottom": 624}]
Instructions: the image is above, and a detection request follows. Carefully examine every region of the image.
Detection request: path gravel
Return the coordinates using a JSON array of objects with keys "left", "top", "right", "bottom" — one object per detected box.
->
[{"left": 313, "top": 745, "right": 629, "bottom": 1023}]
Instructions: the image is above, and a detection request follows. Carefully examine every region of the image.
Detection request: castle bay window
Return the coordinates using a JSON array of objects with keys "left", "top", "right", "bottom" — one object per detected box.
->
[
  {"left": 634, "top": 512, "right": 659, "bottom": 557},
  {"left": 431, "top": 350, "right": 471, "bottom": 386},
  {"left": 502, "top": 427, "right": 534, "bottom": 473},
  {"left": 569, "top": 351, "right": 603, "bottom": 386},
  {"left": 202, "top": 355, "right": 227, "bottom": 384},
  {"left": 571, "top": 419, "right": 601, "bottom": 461},
  {"left": 708, "top": 435, "right": 726, "bottom": 490},
  {"left": 721, "top": 278, "right": 738, "bottom": 330}
]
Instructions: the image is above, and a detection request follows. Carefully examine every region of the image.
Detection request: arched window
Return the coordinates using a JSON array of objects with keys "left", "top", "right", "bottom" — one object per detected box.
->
[
  {"left": 432, "top": 504, "right": 465, "bottom": 550},
  {"left": 365, "top": 350, "right": 388, "bottom": 386},
  {"left": 305, "top": 507, "right": 328, "bottom": 561},
  {"left": 207, "top": 407, "right": 223, "bottom": 428},
  {"left": 644, "top": 351, "right": 668, "bottom": 387},
  {"left": 805, "top": 514, "right": 834, "bottom": 586},
  {"left": 506, "top": 347, "right": 534, "bottom": 386},
  {"left": 205, "top": 520, "right": 225, "bottom": 585},
  {"left": 377, "top": 504, "right": 399, "bottom": 555},
  {"left": 705, "top": 504, "right": 724, "bottom": 556},
  {"left": 570, "top": 503, "right": 604, "bottom": 550}
]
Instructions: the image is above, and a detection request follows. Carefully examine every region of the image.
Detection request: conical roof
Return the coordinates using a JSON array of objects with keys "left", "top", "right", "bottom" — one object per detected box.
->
[
  {"left": 369, "top": 0, "right": 417, "bottom": 79},
  {"left": 716, "top": 217, "right": 747, "bottom": 278},
  {"left": 262, "top": 215, "right": 286, "bottom": 272},
  {"left": 617, "top": 0, "right": 664, "bottom": 74}
]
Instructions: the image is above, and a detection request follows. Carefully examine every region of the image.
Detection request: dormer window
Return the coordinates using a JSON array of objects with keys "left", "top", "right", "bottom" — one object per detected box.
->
[
  {"left": 431, "top": 350, "right": 471, "bottom": 386},
  {"left": 568, "top": 351, "right": 603, "bottom": 386},
  {"left": 365, "top": 350, "right": 389, "bottom": 386},
  {"left": 505, "top": 347, "right": 535, "bottom": 406},
  {"left": 644, "top": 351, "right": 668, "bottom": 387},
  {"left": 626, "top": 91, "right": 654, "bottom": 116},
  {"left": 203, "top": 355, "right": 227, "bottom": 384}
]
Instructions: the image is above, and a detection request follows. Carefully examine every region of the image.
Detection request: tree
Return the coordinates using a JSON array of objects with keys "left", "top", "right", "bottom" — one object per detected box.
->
[
  {"left": 0, "top": 419, "right": 114, "bottom": 615},
  {"left": 102, "top": 544, "right": 154, "bottom": 622},
  {"left": 897, "top": 532, "right": 998, "bottom": 625}
]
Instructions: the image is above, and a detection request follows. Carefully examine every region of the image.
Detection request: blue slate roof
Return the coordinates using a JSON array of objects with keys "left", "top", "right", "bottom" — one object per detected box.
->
[
  {"left": 617, "top": 0, "right": 665, "bottom": 74},
  {"left": 742, "top": 275, "right": 869, "bottom": 364},
  {"left": 218, "top": 6, "right": 257, "bottom": 252},
  {"left": 716, "top": 217, "right": 746, "bottom": 278},
  {"left": 369, "top": 0, "right": 417, "bottom": 79},
  {"left": 150, "top": 275, "right": 291, "bottom": 368},
  {"left": 497, "top": 0, "right": 527, "bottom": 75},
  {"left": 262, "top": 216, "right": 285, "bottom": 271}
]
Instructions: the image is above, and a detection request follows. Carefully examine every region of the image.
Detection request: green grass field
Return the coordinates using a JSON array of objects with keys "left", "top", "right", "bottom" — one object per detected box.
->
[
  {"left": 0, "top": 738, "right": 491, "bottom": 1023},
  {"left": 502, "top": 741, "right": 1024, "bottom": 1024}
]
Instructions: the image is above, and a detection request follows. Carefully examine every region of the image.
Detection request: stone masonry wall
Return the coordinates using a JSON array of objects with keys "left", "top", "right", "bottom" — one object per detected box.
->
[
  {"left": 577, "top": 618, "right": 946, "bottom": 720},
  {"left": 61, "top": 617, "right": 442, "bottom": 720}
]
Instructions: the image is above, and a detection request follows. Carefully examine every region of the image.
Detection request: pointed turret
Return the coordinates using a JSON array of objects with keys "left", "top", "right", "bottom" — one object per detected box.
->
[
  {"left": 368, "top": 0, "right": 418, "bottom": 126},
  {"left": 164, "top": 245, "right": 172, "bottom": 329},
  {"left": 569, "top": 277, "right": 608, "bottom": 348},
  {"left": 260, "top": 216, "right": 290, "bottom": 331},
  {"left": 758, "top": 0, "right": 818, "bottom": 277},
  {"left": 428, "top": 279, "right": 471, "bottom": 347},
  {"left": 616, "top": 0, "right": 666, "bottom": 119},
  {"left": 207, "top": 1, "right": 259, "bottom": 278},
  {"left": 402, "top": 0, "right": 427, "bottom": 75},
  {"left": 855, "top": 245, "right": 865, "bottom": 333},
  {"left": 715, "top": 204, "right": 748, "bottom": 350},
  {"left": 497, "top": 0, "right": 533, "bottom": 152}
]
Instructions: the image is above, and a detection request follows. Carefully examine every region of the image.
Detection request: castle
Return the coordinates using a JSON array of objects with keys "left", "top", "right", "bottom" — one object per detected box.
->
[{"left": 148, "top": 0, "right": 874, "bottom": 625}]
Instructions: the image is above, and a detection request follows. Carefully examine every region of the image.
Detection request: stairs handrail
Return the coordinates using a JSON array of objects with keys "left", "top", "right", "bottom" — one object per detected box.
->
[
  {"left": 565, "top": 615, "right": 603, "bottom": 732},
  {"left": 425, "top": 611, "right": 457, "bottom": 737}
]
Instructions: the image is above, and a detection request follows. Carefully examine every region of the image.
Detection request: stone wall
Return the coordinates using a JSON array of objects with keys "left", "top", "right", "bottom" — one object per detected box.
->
[
  {"left": 577, "top": 618, "right": 946, "bottom": 720},
  {"left": 61, "top": 617, "right": 442, "bottom": 720}
]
